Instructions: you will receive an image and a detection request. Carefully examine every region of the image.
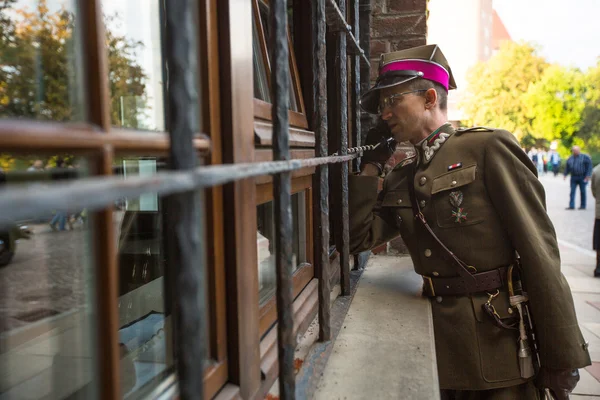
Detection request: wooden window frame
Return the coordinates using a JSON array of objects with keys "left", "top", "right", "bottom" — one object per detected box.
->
[
  {"left": 252, "top": 0, "right": 311, "bottom": 138},
  {"left": 0, "top": 0, "right": 227, "bottom": 399},
  {"left": 255, "top": 175, "right": 314, "bottom": 338}
]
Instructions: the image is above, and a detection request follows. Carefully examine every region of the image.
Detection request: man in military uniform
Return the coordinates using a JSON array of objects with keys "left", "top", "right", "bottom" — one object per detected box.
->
[{"left": 349, "top": 44, "right": 590, "bottom": 399}]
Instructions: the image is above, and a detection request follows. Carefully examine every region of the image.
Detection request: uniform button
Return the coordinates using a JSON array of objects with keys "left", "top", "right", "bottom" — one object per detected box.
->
[
  {"left": 420, "top": 200, "right": 426, "bottom": 208},
  {"left": 397, "top": 199, "right": 403, "bottom": 205},
  {"left": 432, "top": 271, "right": 439, "bottom": 276},
  {"left": 583, "top": 341, "right": 590, "bottom": 350},
  {"left": 436, "top": 296, "right": 443, "bottom": 303},
  {"left": 451, "top": 180, "right": 457, "bottom": 186},
  {"left": 424, "top": 249, "right": 432, "bottom": 257},
  {"left": 396, "top": 215, "right": 403, "bottom": 225},
  {"left": 419, "top": 177, "right": 427, "bottom": 186}
]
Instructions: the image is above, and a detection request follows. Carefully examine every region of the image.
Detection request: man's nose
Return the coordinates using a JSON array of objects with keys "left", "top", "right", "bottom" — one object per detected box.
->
[{"left": 380, "top": 108, "right": 392, "bottom": 121}]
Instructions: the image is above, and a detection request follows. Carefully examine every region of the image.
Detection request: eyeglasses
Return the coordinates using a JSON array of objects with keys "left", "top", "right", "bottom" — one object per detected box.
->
[{"left": 378, "top": 89, "right": 428, "bottom": 114}]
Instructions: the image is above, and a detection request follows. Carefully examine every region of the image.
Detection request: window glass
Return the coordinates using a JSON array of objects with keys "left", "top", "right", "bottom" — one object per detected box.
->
[
  {"left": 257, "top": 191, "right": 307, "bottom": 305},
  {"left": 114, "top": 156, "right": 173, "bottom": 397},
  {"left": 0, "top": 154, "right": 96, "bottom": 399},
  {"left": 0, "top": 0, "right": 84, "bottom": 121},
  {"left": 253, "top": 14, "right": 270, "bottom": 103},
  {"left": 255, "top": 0, "right": 299, "bottom": 112},
  {"left": 102, "top": 0, "right": 166, "bottom": 132}
]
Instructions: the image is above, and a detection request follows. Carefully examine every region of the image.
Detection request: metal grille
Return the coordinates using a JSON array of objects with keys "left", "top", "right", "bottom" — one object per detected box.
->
[{"left": 0, "top": 0, "right": 369, "bottom": 398}]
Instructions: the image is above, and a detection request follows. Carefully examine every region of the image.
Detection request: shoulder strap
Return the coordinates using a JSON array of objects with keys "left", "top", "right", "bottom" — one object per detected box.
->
[{"left": 407, "top": 164, "right": 477, "bottom": 284}]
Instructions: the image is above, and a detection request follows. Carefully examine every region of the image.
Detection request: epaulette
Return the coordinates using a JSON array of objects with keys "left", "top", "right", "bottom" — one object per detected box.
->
[
  {"left": 455, "top": 126, "right": 494, "bottom": 136},
  {"left": 392, "top": 155, "right": 416, "bottom": 171}
]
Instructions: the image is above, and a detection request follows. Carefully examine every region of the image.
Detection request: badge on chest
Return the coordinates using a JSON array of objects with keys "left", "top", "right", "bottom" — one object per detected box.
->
[{"left": 449, "top": 190, "right": 468, "bottom": 223}]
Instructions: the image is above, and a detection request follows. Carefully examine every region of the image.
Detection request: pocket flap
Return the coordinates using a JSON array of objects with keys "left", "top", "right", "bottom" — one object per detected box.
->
[
  {"left": 431, "top": 164, "right": 477, "bottom": 194},
  {"left": 381, "top": 189, "right": 411, "bottom": 207}
]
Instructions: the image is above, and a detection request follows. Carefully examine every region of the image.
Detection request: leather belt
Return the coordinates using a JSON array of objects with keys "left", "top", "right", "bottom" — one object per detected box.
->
[{"left": 422, "top": 266, "right": 508, "bottom": 297}]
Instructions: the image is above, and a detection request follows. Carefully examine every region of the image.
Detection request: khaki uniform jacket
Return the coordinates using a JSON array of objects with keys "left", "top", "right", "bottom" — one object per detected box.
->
[
  {"left": 348, "top": 124, "right": 591, "bottom": 390},
  {"left": 591, "top": 163, "right": 600, "bottom": 218}
]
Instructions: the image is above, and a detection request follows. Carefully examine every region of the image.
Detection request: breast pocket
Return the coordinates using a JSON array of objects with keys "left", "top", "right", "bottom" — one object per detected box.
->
[{"left": 431, "top": 164, "right": 485, "bottom": 228}]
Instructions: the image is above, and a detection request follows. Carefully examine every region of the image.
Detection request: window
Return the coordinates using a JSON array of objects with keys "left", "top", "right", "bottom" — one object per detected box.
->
[
  {"left": 102, "top": 0, "right": 166, "bottom": 132},
  {"left": 114, "top": 156, "right": 174, "bottom": 397},
  {"left": 257, "top": 191, "right": 308, "bottom": 305},
  {"left": 0, "top": 155, "right": 96, "bottom": 399},
  {"left": 0, "top": 0, "right": 84, "bottom": 121},
  {"left": 255, "top": 176, "right": 314, "bottom": 336},
  {"left": 252, "top": 0, "right": 309, "bottom": 132}
]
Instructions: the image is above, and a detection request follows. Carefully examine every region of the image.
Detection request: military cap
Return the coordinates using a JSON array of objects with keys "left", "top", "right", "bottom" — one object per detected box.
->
[{"left": 360, "top": 44, "right": 457, "bottom": 114}]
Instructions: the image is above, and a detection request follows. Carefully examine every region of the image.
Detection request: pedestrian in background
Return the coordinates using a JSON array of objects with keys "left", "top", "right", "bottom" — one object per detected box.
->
[
  {"left": 564, "top": 146, "right": 593, "bottom": 210},
  {"left": 550, "top": 150, "right": 561, "bottom": 177},
  {"left": 591, "top": 163, "right": 600, "bottom": 277}
]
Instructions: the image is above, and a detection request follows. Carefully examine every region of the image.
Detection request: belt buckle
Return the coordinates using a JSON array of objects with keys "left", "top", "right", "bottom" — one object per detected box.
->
[{"left": 423, "top": 276, "right": 435, "bottom": 296}]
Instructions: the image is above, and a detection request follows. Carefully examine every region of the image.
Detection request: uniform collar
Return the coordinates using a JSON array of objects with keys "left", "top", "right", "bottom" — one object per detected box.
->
[{"left": 416, "top": 122, "right": 454, "bottom": 164}]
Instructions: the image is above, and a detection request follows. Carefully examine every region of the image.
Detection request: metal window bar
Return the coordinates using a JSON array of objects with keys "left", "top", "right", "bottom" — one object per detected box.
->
[
  {"left": 312, "top": 0, "right": 332, "bottom": 343},
  {"left": 325, "top": 0, "right": 369, "bottom": 65},
  {"left": 331, "top": 0, "right": 352, "bottom": 296},
  {"left": 0, "top": 0, "right": 367, "bottom": 398},
  {"left": 163, "top": 1, "right": 206, "bottom": 399},
  {"left": 269, "top": 0, "right": 296, "bottom": 398},
  {"left": 350, "top": 0, "right": 362, "bottom": 272}
]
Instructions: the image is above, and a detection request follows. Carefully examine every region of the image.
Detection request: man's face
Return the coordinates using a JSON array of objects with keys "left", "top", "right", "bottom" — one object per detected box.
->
[
  {"left": 572, "top": 147, "right": 581, "bottom": 156},
  {"left": 378, "top": 84, "right": 426, "bottom": 143}
]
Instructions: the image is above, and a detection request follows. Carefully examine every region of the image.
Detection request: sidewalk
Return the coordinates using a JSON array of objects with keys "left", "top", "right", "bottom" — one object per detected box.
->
[
  {"left": 314, "top": 243, "right": 600, "bottom": 399},
  {"left": 559, "top": 239, "right": 600, "bottom": 399}
]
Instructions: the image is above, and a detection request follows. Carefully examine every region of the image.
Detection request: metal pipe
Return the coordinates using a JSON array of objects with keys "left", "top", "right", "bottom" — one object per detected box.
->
[
  {"left": 325, "top": 0, "right": 369, "bottom": 65},
  {"left": 0, "top": 154, "right": 356, "bottom": 229}
]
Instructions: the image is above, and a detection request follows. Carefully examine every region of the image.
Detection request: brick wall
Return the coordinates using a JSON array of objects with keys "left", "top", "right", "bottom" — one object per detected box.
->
[
  {"left": 365, "top": 0, "right": 428, "bottom": 255},
  {"left": 369, "top": 0, "right": 428, "bottom": 83}
]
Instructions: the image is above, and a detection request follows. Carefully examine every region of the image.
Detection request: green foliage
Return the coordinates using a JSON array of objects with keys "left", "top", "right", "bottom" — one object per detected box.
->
[
  {"left": 0, "top": 0, "right": 148, "bottom": 127},
  {"left": 523, "top": 65, "right": 586, "bottom": 149},
  {"left": 460, "top": 41, "right": 548, "bottom": 140},
  {"left": 461, "top": 41, "right": 600, "bottom": 156},
  {"left": 579, "top": 61, "right": 600, "bottom": 152}
]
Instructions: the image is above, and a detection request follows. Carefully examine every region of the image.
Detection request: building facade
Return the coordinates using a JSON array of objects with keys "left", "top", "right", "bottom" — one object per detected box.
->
[{"left": 0, "top": 0, "right": 427, "bottom": 399}]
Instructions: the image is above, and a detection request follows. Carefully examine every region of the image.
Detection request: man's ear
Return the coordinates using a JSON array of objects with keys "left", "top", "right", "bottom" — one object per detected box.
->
[{"left": 424, "top": 88, "right": 437, "bottom": 109}]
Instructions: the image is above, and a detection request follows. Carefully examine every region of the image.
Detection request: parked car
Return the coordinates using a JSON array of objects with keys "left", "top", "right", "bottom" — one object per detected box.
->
[{"left": 0, "top": 222, "right": 33, "bottom": 267}]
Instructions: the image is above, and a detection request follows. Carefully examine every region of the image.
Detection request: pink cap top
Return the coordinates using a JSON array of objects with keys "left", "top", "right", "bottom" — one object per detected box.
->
[{"left": 379, "top": 59, "right": 450, "bottom": 91}]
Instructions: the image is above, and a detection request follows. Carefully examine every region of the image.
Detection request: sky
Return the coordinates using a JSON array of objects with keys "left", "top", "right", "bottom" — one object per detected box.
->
[{"left": 494, "top": 0, "right": 599, "bottom": 71}]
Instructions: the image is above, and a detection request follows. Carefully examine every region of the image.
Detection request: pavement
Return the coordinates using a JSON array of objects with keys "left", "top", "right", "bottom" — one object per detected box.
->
[
  {"left": 315, "top": 173, "right": 600, "bottom": 399},
  {"left": 539, "top": 174, "right": 600, "bottom": 399}
]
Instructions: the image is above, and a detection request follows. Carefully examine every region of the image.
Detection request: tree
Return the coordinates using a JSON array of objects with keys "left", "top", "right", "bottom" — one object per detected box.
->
[
  {"left": 460, "top": 41, "right": 548, "bottom": 140},
  {"left": 0, "top": 0, "right": 148, "bottom": 127},
  {"left": 579, "top": 61, "right": 600, "bottom": 152},
  {"left": 523, "top": 65, "right": 586, "bottom": 149}
]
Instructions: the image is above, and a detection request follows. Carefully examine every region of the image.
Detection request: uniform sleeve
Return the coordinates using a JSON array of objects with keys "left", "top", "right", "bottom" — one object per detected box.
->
[
  {"left": 484, "top": 130, "right": 591, "bottom": 370},
  {"left": 348, "top": 174, "right": 400, "bottom": 254},
  {"left": 592, "top": 170, "right": 598, "bottom": 198}
]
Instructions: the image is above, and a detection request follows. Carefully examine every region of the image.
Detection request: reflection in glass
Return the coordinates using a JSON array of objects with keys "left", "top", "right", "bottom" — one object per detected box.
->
[
  {"left": 253, "top": 14, "right": 270, "bottom": 103},
  {"left": 0, "top": 0, "right": 84, "bottom": 120},
  {"left": 102, "top": 0, "right": 167, "bottom": 132},
  {"left": 257, "top": 191, "right": 308, "bottom": 305},
  {"left": 114, "top": 157, "right": 173, "bottom": 397},
  {"left": 255, "top": 0, "right": 299, "bottom": 112},
  {"left": 0, "top": 155, "right": 95, "bottom": 399}
]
